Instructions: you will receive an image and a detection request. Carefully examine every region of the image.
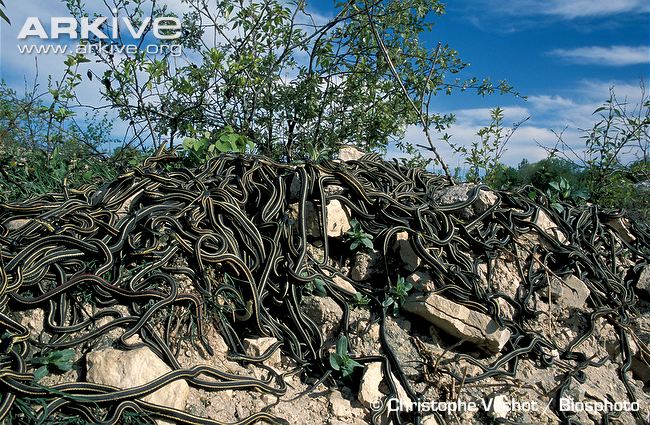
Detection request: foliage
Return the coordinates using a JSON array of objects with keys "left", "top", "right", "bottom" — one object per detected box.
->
[
  {"left": 344, "top": 219, "right": 374, "bottom": 251},
  {"left": 65, "top": 0, "right": 516, "bottom": 162},
  {"left": 544, "top": 177, "right": 588, "bottom": 213},
  {"left": 303, "top": 277, "right": 327, "bottom": 297},
  {"left": 447, "top": 107, "right": 527, "bottom": 183},
  {"left": 0, "top": 0, "right": 9, "bottom": 24},
  {"left": 329, "top": 335, "right": 362, "bottom": 379},
  {"left": 0, "top": 78, "right": 119, "bottom": 201},
  {"left": 182, "top": 125, "right": 255, "bottom": 164},
  {"left": 382, "top": 275, "right": 413, "bottom": 315},
  {"left": 30, "top": 349, "right": 76, "bottom": 381},
  {"left": 350, "top": 292, "right": 370, "bottom": 308}
]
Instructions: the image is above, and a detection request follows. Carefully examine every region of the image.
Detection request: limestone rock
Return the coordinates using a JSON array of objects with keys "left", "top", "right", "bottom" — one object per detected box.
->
[
  {"left": 357, "top": 362, "right": 410, "bottom": 411},
  {"left": 331, "top": 275, "right": 358, "bottom": 295},
  {"left": 607, "top": 217, "right": 636, "bottom": 244},
  {"left": 433, "top": 183, "right": 498, "bottom": 218},
  {"left": 533, "top": 210, "right": 568, "bottom": 244},
  {"left": 325, "top": 200, "right": 351, "bottom": 237},
  {"left": 392, "top": 232, "right": 421, "bottom": 272},
  {"left": 86, "top": 346, "right": 189, "bottom": 424},
  {"left": 488, "top": 395, "right": 509, "bottom": 419},
  {"left": 243, "top": 337, "right": 281, "bottom": 367},
  {"left": 329, "top": 391, "right": 353, "bottom": 418},
  {"left": 351, "top": 251, "right": 379, "bottom": 281},
  {"left": 302, "top": 295, "right": 344, "bottom": 341},
  {"left": 20, "top": 308, "right": 45, "bottom": 336},
  {"left": 289, "top": 200, "right": 350, "bottom": 238},
  {"left": 403, "top": 293, "right": 510, "bottom": 353},
  {"left": 636, "top": 265, "right": 650, "bottom": 297},
  {"left": 338, "top": 146, "right": 365, "bottom": 161},
  {"left": 548, "top": 274, "right": 590, "bottom": 309},
  {"left": 406, "top": 271, "right": 435, "bottom": 292}
]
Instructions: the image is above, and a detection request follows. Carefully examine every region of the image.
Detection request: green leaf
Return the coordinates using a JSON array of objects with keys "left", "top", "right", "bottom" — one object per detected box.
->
[
  {"left": 336, "top": 335, "right": 348, "bottom": 356},
  {"left": 329, "top": 353, "right": 344, "bottom": 370},
  {"left": 33, "top": 365, "right": 49, "bottom": 381}
]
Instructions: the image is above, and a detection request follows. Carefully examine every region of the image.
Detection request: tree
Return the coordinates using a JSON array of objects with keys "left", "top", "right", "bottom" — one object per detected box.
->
[{"left": 67, "top": 0, "right": 517, "bottom": 167}]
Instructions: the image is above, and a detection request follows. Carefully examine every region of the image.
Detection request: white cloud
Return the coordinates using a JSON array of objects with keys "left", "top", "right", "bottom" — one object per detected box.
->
[
  {"left": 390, "top": 78, "right": 648, "bottom": 167},
  {"left": 473, "top": 0, "right": 649, "bottom": 20},
  {"left": 548, "top": 45, "right": 650, "bottom": 66}
]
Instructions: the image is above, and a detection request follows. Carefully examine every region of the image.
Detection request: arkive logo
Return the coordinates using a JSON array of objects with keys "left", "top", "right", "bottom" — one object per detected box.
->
[
  {"left": 16, "top": 11, "right": 183, "bottom": 56},
  {"left": 17, "top": 13, "right": 182, "bottom": 40}
]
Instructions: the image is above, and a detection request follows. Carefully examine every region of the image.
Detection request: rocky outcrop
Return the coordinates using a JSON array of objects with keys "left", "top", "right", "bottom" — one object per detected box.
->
[
  {"left": 86, "top": 347, "right": 189, "bottom": 425},
  {"left": 403, "top": 292, "right": 511, "bottom": 353}
]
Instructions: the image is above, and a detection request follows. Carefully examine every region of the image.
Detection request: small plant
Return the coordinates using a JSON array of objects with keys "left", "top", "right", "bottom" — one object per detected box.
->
[
  {"left": 329, "top": 335, "right": 362, "bottom": 379},
  {"left": 183, "top": 125, "right": 254, "bottom": 163},
  {"left": 350, "top": 292, "right": 370, "bottom": 308},
  {"left": 30, "top": 349, "right": 76, "bottom": 381},
  {"left": 383, "top": 276, "right": 413, "bottom": 315},
  {"left": 303, "top": 277, "right": 327, "bottom": 297},
  {"left": 345, "top": 219, "right": 374, "bottom": 251},
  {"left": 545, "top": 176, "right": 587, "bottom": 213}
]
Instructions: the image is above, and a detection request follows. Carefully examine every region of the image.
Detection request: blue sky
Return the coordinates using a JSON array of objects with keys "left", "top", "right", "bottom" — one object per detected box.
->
[{"left": 0, "top": 0, "right": 648, "bottom": 167}]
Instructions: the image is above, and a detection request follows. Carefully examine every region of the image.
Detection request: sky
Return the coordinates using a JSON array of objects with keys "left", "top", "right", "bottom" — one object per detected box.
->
[{"left": 0, "top": 0, "right": 648, "bottom": 168}]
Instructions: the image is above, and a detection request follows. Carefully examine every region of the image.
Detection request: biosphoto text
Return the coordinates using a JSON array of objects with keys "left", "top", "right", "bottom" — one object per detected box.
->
[{"left": 16, "top": 11, "right": 182, "bottom": 56}]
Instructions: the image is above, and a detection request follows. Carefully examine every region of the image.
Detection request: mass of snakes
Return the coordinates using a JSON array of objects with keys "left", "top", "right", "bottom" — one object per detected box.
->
[{"left": 0, "top": 151, "right": 648, "bottom": 424}]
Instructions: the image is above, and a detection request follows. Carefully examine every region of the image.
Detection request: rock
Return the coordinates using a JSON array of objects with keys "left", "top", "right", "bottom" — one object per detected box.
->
[
  {"left": 392, "top": 232, "right": 421, "bottom": 272},
  {"left": 548, "top": 275, "right": 590, "bottom": 309},
  {"left": 243, "top": 337, "right": 281, "bottom": 367},
  {"left": 302, "top": 295, "right": 344, "bottom": 341},
  {"left": 421, "top": 416, "right": 442, "bottom": 425},
  {"left": 533, "top": 210, "right": 568, "bottom": 244},
  {"left": 607, "top": 217, "right": 636, "bottom": 244},
  {"left": 406, "top": 271, "right": 435, "bottom": 292},
  {"left": 357, "top": 362, "right": 411, "bottom": 411},
  {"left": 631, "top": 355, "right": 650, "bottom": 383},
  {"left": 86, "top": 347, "right": 189, "bottom": 425},
  {"left": 330, "top": 391, "right": 353, "bottom": 418},
  {"left": 20, "top": 308, "right": 45, "bottom": 336},
  {"left": 636, "top": 265, "right": 650, "bottom": 297},
  {"left": 403, "top": 293, "right": 511, "bottom": 353},
  {"left": 324, "top": 185, "right": 346, "bottom": 197},
  {"left": 338, "top": 146, "right": 365, "bottom": 161},
  {"left": 4, "top": 218, "right": 31, "bottom": 231},
  {"left": 351, "top": 251, "right": 379, "bottom": 281},
  {"left": 488, "top": 395, "right": 509, "bottom": 419},
  {"left": 325, "top": 200, "right": 351, "bottom": 237},
  {"left": 432, "top": 183, "right": 498, "bottom": 218},
  {"left": 289, "top": 200, "right": 350, "bottom": 238},
  {"left": 331, "top": 275, "right": 358, "bottom": 295}
]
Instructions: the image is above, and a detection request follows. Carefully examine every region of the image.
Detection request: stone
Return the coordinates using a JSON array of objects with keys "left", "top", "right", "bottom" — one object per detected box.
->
[
  {"left": 4, "top": 218, "right": 31, "bottom": 231},
  {"left": 488, "top": 395, "right": 510, "bottom": 419},
  {"left": 403, "top": 293, "right": 511, "bottom": 353},
  {"left": 406, "top": 271, "right": 435, "bottom": 292},
  {"left": 20, "top": 308, "right": 45, "bottom": 336},
  {"left": 338, "top": 146, "right": 365, "bottom": 161},
  {"left": 548, "top": 275, "right": 590, "bottom": 309},
  {"left": 636, "top": 265, "right": 650, "bottom": 297},
  {"left": 392, "top": 231, "right": 421, "bottom": 272},
  {"left": 432, "top": 183, "right": 498, "bottom": 218},
  {"left": 331, "top": 275, "right": 358, "bottom": 295},
  {"left": 302, "top": 295, "right": 344, "bottom": 341},
  {"left": 357, "top": 362, "right": 411, "bottom": 411},
  {"left": 288, "top": 200, "right": 350, "bottom": 239},
  {"left": 86, "top": 347, "right": 189, "bottom": 425},
  {"left": 325, "top": 200, "right": 351, "bottom": 237},
  {"left": 607, "top": 218, "right": 636, "bottom": 244},
  {"left": 243, "top": 337, "right": 282, "bottom": 367},
  {"left": 351, "top": 251, "right": 379, "bottom": 281},
  {"left": 330, "top": 391, "right": 353, "bottom": 418},
  {"left": 533, "top": 210, "right": 568, "bottom": 244}
]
